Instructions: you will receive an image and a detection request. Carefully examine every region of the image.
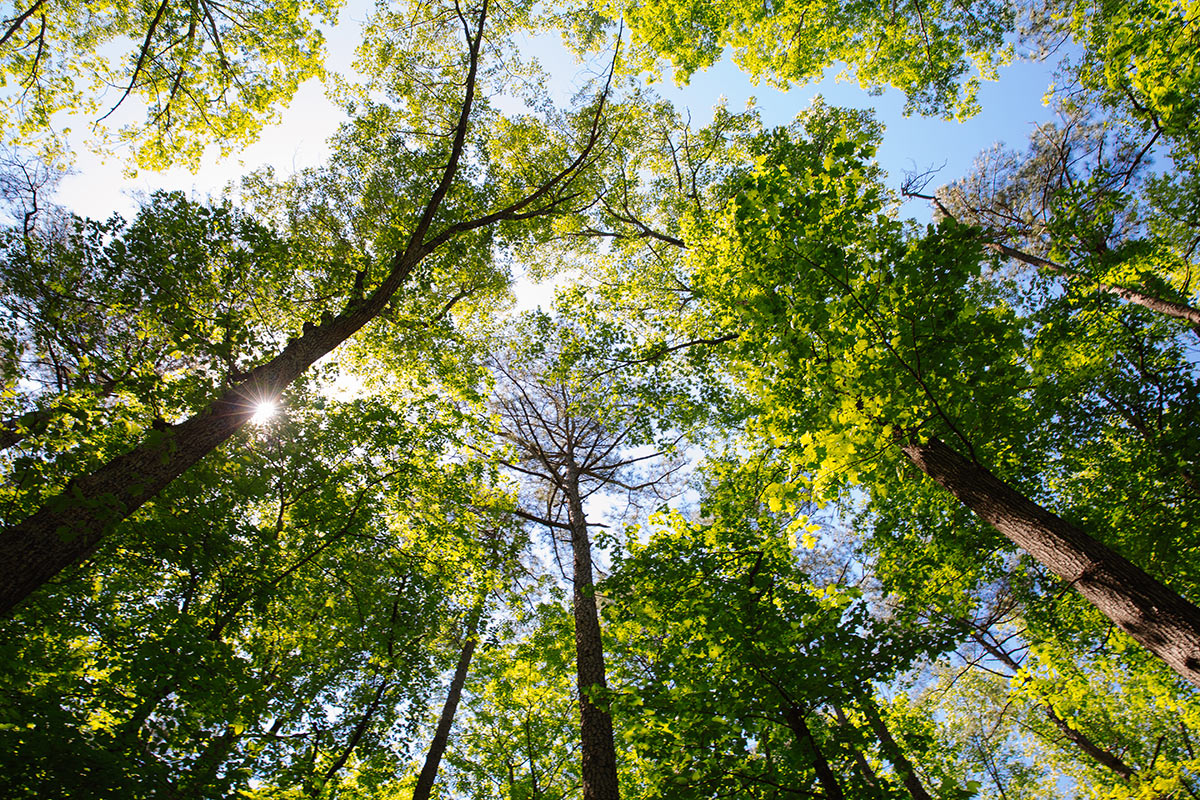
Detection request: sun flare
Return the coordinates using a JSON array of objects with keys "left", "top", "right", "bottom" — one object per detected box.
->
[{"left": 250, "top": 400, "right": 278, "bottom": 425}]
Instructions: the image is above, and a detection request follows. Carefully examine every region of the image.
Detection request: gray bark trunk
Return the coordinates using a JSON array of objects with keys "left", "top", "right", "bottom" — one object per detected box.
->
[
  {"left": 412, "top": 609, "right": 482, "bottom": 800},
  {"left": 565, "top": 468, "right": 620, "bottom": 800}
]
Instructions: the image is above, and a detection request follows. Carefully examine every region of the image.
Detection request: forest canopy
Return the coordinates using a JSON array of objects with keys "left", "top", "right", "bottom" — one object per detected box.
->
[{"left": 0, "top": 0, "right": 1198, "bottom": 798}]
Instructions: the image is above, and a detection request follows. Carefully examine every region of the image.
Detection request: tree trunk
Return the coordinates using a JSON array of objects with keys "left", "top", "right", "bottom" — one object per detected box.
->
[
  {"left": 901, "top": 435, "right": 1200, "bottom": 688},
  {"left": 565, "top": 469, "right": 620, "bottom": 800},
  {"left": 315, "top": 677, "right": 391, "bottom": 794},
  {"left": 855, "top": 691, "right": 932, "bottom": 800},
  {"left": 783, "top": 705, "right": 845, "bottom": 800},
  {"left": 412, "top": 608, "right": 482, "bottom": 800},
  {"left": 170, "top": 726, "right": 241, "bottom": 800},
  {"left": 0, "top": 0, "right": 512, "bottom": 616},
  {"left": 832, "top": 705, "right": 880, "bottom": 788},
  {"left": 907, "top": 190, "right": 1200, "bottom": 334}
]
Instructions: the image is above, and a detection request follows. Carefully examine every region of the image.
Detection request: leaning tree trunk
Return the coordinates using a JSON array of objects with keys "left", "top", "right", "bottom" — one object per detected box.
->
[
  {"left": 854, "top": 690, "right": 932, "bottom": 800},
  {"left": 565, "top": 467, "right": 620, "bottom": 800},
  {"left": 312, "top": 677, "right": 392, "bottom": 795},
  {"left": 902, "top": 435, "right": 1200, "bottom": 688},
  {"left": 783, "top": 705, "right": 846, "bottom": 800},
  {"left": 984, "top": 241, "right": 1200, "bottom": 335},
  {"left": 959, "top": 623, "right": 1137, "bottom": 780},
  {"left": 0, "top": 0, "right": 596, "bottom": 616},
  {"left": 907, "top": 190, "right": 1200, "bottom": 335},
  {"left": 832, "top": 705, "right": 881, "bottom": 789},
  {"left": 412, "top": 606, "right": 483, "bottom": 800}
]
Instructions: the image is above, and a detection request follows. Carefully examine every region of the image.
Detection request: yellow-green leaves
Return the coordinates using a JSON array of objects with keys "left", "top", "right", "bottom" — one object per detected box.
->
[
  {"left": 589, "top": 0, "right": 1011, "bottom": 117},
  {"left": 689, "top": 105, "right": 1031, "bottom": 501},
  {"left": 0, "top": 0, "right": 340, "bottom": 170}
]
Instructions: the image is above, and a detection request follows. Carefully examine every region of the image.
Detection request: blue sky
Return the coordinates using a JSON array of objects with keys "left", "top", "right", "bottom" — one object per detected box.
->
[{"left": 641, "top": 53, "right": 1062, "bottom": 220}]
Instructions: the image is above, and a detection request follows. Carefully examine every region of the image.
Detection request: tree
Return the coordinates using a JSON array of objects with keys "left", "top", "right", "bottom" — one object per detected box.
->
[
  {"left": 559, "top": 95, "right": 1200, "bottom": 688},
  {"left": 487, "top": 307, "right": 695, "bottom": 800},
  {"left": 946, "top": 601, "right": 1200, "bottom": 796},
  {"left": 0, "top": 0, "right": 619, "bottom": 616},
  {"left": 605, "top": 458, "right": 955, "bottom": 799},
  {"left": 676, "top": 103, "right": 1200, "bottom": 687},
  {"left": 410, "top": 512, "right": 529, "bottom": 800},
  {"left": 559, "top": 0, "right": 1011, "bottom": 118},
  {"left": 0, "top": 0, "right": 340, "bottom": 169},
  {"left": 439, "top": 602, "right": 585, "bottom": 800},
  {"left": 0, "top": 380, "right": 513, "bottom": 798},
  {"left": 6, "top": 0, "right": 1200, "bottom": 790},
  {"left": 911, "top": 601, "right": 1200, "bottom": 799},
  {"left": 411, "top": 607, "right": 483, "bottom": 800},
  {"left": 907, "top": 113, "right": 1200, "bottom": 333},
  {"left": 1023, "top": 0, "right": 1200, "bottom": 165},
  {"left": 0, "top": 191, "right": 297, "bottom": 458}
]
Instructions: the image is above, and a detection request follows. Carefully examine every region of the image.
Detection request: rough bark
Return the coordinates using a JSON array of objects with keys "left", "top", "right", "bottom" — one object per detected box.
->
[
  {"left": 901, "top": 435, "right": 1200, "bottom": 688},
  {"left": 566, "top": 468, "right": 620, "bottom": 800},
  {"left": 412, "top": 610, "right": 482, "bottom": 800},
  {"left": 855, "top": 691, "right": 932, "bottom": 800},
  {"left": 783, "top": 705, "right": 845, "bottom": 800},
  {"left": 0, "top": 246, "right": 424, "bottom": 615}
]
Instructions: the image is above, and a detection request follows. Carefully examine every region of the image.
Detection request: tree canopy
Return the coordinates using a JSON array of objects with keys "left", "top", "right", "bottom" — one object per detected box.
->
[
  {"left": 0, "top": 0, "right": 341, "bottom": 169},
  {"left": 1, "top": 0, "right": 1199, "bottom": 798}
]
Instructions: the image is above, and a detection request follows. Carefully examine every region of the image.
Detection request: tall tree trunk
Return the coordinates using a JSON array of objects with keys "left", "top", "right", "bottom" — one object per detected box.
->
[
  {"left": 854, "top": 691, "right": 932, "bottom": 800},
  {"left": 984, "top": 241, "right": 1200, "bottom": 334},
  {"left": 0, "top": 253, "right": 424, "bottom": 616},
  {"left": 565, "top": 468, "right": 620, "bottom": 800},
  {"left": 783, "top": 705, "right": 845, "bottom": 800},
  {"left": 906, "top": 190, "right": 1200, "bottom": 334},
  {"left": 832, "top": 705, "right": 880, "bottom": 789},
  {"left": 412, "top": 607, "right": 483, "bottom": 800},
  {"left": 901, "top": 435, "right": 1200, "bottom": 688},
  {"left": 314, "top": 677, "right": 391, "bottom": 795}
]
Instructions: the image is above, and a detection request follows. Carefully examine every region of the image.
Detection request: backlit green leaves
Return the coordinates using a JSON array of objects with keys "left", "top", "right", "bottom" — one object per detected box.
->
[
  {"left": 0, "top": 0, "right": 340, "bottom": 170},
  {"left": 580, "top": 0, "right": 1011, "bottom": 117},
  {"left": 690, "top": 105, "right": 1027, "bottom": 498}
]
